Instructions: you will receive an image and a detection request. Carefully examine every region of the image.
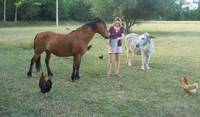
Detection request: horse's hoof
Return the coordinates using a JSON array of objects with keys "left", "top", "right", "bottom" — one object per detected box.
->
[
  {"left": 127, "top": 61, "right": 132, "bottom": 67},
  {"left": 71, "top": 76, "right": 76, "bottom": 82},
  {"left": 71, "top": 79, "right": 76, "bottom": 82},
  {"left": 146, "top": 66, "right": 150, "bottom": 70},
  {"left": 76, "top": 76, "right": 80, "bottom": 80},
  {"left": 48, "top": 73, "right": 53, "bottom": 77},
  {"left": 141, "top": 66, "right": 145, "bottom": 70},
  {"left": 27, "top": 72, "right": 32, "bottom": 78}
]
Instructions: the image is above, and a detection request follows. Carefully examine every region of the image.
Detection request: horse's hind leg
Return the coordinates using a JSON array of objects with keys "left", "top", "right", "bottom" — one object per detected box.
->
[
  {"left": 45, "top": 51, "right": 53, "bottom": 77},
  {"left": 27, "top": 54, "right": 40, "bottom": 77}
]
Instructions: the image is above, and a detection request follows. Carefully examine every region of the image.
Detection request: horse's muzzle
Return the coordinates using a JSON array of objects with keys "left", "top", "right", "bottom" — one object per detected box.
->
[
  {"left": 104, "top": 34, "right": 111, "bottom": 39},
  {"left": 136, "top": 44, "right": 140, "bottom": 48}
]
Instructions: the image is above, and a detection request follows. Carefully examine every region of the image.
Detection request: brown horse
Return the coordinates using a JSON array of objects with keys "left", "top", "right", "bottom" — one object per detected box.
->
[{"left": 27, "top": 18, "right": 110, "bottom": 81}]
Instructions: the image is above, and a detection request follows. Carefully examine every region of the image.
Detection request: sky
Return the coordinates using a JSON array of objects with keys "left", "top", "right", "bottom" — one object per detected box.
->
[{"left": 184, "top": 0, "right": 199, "bottom": 10}]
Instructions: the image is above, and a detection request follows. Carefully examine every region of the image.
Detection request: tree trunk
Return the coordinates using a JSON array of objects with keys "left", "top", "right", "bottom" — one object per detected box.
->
[
  {"left": 124, "top": 20, "right": 131, "bottom": 34},
  {"left": 14, "top": 6, "right": 18, "bottom": 22},
  {"left": 125, "top": 25, "right": 131, "bottom": 34},
  {"left": 124, "top": 19, "right": 137, "bottom": 34},
  {"left": 4, "top": 0, "right": 6, "bottom": 22},
  {"left": 56, "top": 0, "right": 59, "bottom": 27}
]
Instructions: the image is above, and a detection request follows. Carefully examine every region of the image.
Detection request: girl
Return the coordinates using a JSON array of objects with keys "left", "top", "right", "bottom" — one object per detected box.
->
[{"left": 107, "top": 17, "right": 124, "bottom": 78}]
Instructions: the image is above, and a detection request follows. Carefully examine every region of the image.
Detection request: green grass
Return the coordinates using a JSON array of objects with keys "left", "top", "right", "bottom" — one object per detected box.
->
[{"left": 0, "top": 21, "right": 200, "bottom": 117}]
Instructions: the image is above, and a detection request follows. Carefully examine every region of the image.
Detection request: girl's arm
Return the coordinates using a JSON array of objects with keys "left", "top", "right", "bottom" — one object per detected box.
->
[{"left": 117, "top": 27, "right": 125, "bottom": 40}]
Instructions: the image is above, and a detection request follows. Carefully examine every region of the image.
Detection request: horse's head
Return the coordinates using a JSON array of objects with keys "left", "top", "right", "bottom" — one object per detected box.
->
[
  {"left": 93, "top": 18, "right": 110, "bottom": 39},
  {"left": 136, "top": 32, "right": 151, "bottom": 48}
]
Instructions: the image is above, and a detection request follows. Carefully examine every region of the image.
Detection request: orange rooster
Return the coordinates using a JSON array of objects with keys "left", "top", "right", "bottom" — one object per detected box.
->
[{"left": 181, "top": 76, "right": 198, "bottom": 95}]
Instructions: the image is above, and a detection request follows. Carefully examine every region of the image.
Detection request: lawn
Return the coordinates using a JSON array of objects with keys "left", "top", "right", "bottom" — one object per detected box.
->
[{"left": 0, "top": 21, "right": 200, "bottom": 117}]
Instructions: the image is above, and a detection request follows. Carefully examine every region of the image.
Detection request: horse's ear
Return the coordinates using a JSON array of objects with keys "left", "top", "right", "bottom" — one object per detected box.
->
[
  {"left": 147, "top": 38, "right": 151, "bottom": 43},
  {"left": 94, "top": 17, "right": 100, "bottom": 21},
  {"left": 94, "top": 17, "right": 102, "bottom": 23},
  {"left": 145, "top": 32, "right": 155, "bottom": 39},
  {"left": 149, "top": 35, "right": 155, "bottom": 39}
]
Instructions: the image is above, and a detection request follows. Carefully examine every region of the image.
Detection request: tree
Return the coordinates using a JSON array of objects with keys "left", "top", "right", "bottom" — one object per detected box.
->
[
  {"left": 14, "top": 0, "right": 41, "bottom": 22},
  {"left": 69, "top": 0, "right": 93, "bottom": 21},
  {"left": 192, "top": 0, "right": 200, "bottom": 9},
  {"left": 14, "top": 0, "right": 22, "bottom": 22},
  {"left": 91, "top": 0, "right": 176, "bottom": 33},
  {"left": 4, "top": 0, "right": 6, "bottom": 22},
  {"left": 56, "top": 0, "right": 58, "bottom": 27},
  {"left": 91, "top": 0, "right": 120, "bottom": 20}
]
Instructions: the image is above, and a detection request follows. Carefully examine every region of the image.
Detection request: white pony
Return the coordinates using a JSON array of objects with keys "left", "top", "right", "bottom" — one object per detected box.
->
[{"left": 125, "top": 32, "right": 154, "bottom": 70}]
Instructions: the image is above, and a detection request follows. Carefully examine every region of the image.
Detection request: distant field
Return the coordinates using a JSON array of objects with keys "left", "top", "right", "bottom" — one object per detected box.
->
[{"left": 0, "top": 21, "right": 200, "bottom": 117}]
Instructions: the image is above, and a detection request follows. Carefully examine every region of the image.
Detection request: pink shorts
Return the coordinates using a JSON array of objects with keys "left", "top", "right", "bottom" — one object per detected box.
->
[{"left": 107, "top": 39, "right": 122, "bottom": 54}]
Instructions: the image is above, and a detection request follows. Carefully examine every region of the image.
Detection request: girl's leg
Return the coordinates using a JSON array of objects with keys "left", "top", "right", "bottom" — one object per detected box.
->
[
  {"left": 107, "top": 53, "right": 113, "bottom": 77},
  {"left": 115, "top": 53, "right": 120, "bottom": 75}
]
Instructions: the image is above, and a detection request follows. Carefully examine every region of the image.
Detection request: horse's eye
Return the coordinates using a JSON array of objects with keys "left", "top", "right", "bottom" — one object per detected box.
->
[{"left": 142, "top": 38, "right": 145, "bottom": 40}]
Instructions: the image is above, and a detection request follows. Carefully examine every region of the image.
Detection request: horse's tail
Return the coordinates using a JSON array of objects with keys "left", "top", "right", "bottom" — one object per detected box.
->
[
  {"left": 33, "top": 34, "right": 38, "bottom": 50},
  {"left": 35, "top": 56, "right": 41, "bottom": 72},
  {"left": 34, "top": 34, "right": 41, "bottom": 72}
]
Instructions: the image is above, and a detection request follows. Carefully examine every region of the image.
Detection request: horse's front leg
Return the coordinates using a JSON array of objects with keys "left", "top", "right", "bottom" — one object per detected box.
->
[
  {"left": 71, "top": 55, "right": 82, "bottom": 81},
  {"left": 71, "top": 64, "right": 76, "bottom": 81},
  {"left": 75, "top": 64, "right": 81, "bottom": 80},
  {"left": 75, "top": 56, "right": 81, "bottom": 80}
]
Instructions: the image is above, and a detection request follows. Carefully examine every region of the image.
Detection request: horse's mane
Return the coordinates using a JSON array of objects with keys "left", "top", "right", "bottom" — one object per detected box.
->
[
  {"left": 82, "top": 18, "right": 105, "bottom": 32},
  {"left": 84, "top": 20, "right": 98, "bottom": 31}
]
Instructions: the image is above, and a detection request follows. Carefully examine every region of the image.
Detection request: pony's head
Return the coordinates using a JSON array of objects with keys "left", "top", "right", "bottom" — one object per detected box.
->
[
  {"left": 87, "top": 18, "right": 110, "bottom": 39},
  {"left": 136, "top": 32, "right": 151, "bottom": 48}
]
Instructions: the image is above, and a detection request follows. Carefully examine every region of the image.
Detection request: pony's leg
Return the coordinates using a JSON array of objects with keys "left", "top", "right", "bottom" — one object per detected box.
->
[
  {"left": 141, "top": 51, "right": 145, "bottom": 70},
  {"left": 27, "top": 54, "right": 40, "bottom": 77},
  {"left": 45, "top": 51, "right": 53, "bottom": 77},
  {"left": 127, "top": 49, "right": 132, "bottom": 67},
  {"left": 146, "top": 55, "right": 151, "bottom": 70}
]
